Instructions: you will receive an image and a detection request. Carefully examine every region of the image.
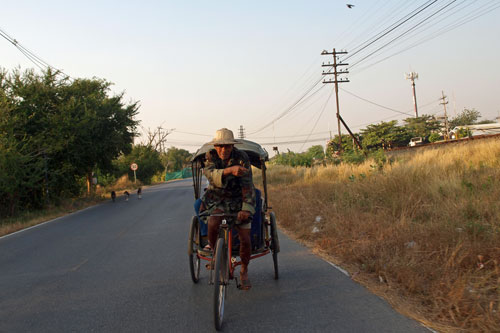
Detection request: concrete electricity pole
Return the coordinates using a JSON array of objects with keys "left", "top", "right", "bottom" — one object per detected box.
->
[
  {"left": 321, "top": 48, "right": 349, "bottom": 153},
  {"left": 405, "top": 71, "right": 419, "bottom": 118},
  {"left": 440, "top": 91, "right": 450, "bottom": 140}
]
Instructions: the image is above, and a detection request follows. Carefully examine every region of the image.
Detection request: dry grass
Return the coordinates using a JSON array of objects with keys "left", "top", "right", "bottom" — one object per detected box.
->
[
  {"left": 0, "top": 196, "right": 104, "bottom": 237},
  {"left": 264, "top": 138, "right": 500, "bottom": 332}
]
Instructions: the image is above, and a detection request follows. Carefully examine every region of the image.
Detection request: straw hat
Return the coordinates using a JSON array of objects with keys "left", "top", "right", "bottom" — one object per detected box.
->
[{"left": 208, "top": 128, "right": 240, "bottom": 145}]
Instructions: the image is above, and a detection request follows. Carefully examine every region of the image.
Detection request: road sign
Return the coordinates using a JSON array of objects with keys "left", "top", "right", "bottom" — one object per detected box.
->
[{"left": 130, "top": 163, "right": 138, "bottom": 171}]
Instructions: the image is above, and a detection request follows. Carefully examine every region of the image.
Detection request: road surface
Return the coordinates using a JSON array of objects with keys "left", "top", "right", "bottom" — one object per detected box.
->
[{"left": 0, "top": 179, "right": 429, "bottom": 332}]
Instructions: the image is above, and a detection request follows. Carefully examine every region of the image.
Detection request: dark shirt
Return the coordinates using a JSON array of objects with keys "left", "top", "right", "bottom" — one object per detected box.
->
[{"left": 203, "top": 147, "right": 256, "bottom": 214}]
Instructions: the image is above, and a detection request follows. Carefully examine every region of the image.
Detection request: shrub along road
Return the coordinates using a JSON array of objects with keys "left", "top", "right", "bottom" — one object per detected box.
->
[{"left": 0, "top": 179, "right": 428, "bottom": 332}]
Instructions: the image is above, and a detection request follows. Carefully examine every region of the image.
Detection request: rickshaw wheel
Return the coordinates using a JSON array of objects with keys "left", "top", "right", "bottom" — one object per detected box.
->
[
  {"left": 188, "top": 216, "right": 201, "bottom": 283},
  {"left": 213, "top": 237, "right": 227, "bottom": 331},
  {"left": 270, "top": 212, "right": 279, "bottom": 280}
]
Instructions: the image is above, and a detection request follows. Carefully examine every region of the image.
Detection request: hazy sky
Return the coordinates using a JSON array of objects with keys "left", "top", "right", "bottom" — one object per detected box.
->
[{"left": 2, "top": 0, "right": 500, "bottom": 153}]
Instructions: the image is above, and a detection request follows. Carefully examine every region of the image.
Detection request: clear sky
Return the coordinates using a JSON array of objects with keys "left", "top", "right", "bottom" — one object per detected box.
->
[{"left": 2, "top": 0, "right": 500, "bottom": 153}]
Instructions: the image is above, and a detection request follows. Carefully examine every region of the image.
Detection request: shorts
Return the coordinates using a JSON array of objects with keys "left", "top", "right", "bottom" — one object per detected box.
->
[{"left": 202, "top": 199, "right": 252, "bottom": 230}]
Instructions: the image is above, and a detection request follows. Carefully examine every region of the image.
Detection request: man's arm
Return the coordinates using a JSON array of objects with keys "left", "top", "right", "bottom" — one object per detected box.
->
[
  {"left": 239, "top": 157, "right": 256, "bottom": 215},
  {"left": 204, "top": 150, "right": 248, "bottom": 188},
  {"left": 204, "top": 150, "right": 224, "bottom": 188}
]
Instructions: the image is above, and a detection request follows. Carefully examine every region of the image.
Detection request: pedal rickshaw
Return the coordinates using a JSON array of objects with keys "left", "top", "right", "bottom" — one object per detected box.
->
[{"left": 188, "top": 139, "right": 280, "bottom": 330}]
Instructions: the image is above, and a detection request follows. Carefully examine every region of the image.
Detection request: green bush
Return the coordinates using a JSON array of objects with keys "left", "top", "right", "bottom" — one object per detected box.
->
[{"left": 429, "top": 133, "right": 442, "bottom": 142}]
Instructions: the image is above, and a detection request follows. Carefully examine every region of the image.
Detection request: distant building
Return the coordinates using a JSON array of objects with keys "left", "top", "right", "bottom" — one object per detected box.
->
[{"left": 450, "top": 123, "right": 500, "bottom": 139}]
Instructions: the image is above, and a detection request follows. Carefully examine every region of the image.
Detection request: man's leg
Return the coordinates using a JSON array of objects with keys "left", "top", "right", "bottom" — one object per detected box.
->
[
  {"left": 207, "top": 209, "right": 223, "bottom": 250},
  {"left": 237, "top": 224, "right": 252, "bottom": 289}
]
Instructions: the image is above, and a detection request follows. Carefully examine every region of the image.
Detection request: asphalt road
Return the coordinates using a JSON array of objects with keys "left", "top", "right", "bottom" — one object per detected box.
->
[{"left": 0, "top": 179, "right": 429, "bottom": 332}]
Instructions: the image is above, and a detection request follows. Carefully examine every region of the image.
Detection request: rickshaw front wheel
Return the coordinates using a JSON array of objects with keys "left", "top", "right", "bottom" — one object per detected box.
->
[{"left": 213, "top": 237, "right": 227, "bottom": 331}]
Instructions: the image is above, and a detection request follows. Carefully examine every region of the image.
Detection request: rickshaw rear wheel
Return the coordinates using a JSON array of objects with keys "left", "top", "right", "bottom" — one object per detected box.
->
[
  {"left": 270, "top": 212, "right": 279, "bottom": 280},
  {"left": 188, "top": 216, "right": 201, "bottom": 283}
]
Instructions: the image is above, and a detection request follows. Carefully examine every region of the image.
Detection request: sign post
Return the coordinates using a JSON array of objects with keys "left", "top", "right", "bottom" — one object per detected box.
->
[{"left": 130, "top": 163, "right": 138, "bottom": 183}]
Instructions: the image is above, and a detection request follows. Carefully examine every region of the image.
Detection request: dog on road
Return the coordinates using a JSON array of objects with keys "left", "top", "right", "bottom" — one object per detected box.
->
[
  {"left": 124, "top": 191, "right": 130, "bottom": 201},
  {"left": 111, "top": 191, "right": 116, "bottom": 202}
]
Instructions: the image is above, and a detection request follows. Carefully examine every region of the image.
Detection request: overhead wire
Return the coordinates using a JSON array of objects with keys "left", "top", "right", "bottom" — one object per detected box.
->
[
  {"left": 299, "top": 89, "right": 334, "bottom": 151},
  {"left": 0, "top": 27, "right": 72, "bottom": 79},
  {"left": 247, "top": 76, "right": 326, "bottom": 135},
  {"left": 345, "top": 1, "right": 438, "bottom": 61},
  {"left": 334, "top": 0, "right": 387, "bottom": 49},
  {"left": 249, "top": 131, "right": 331, "bottom": 140},
  {"left": 343, "top": 1, "right": 416, "bottom": 51},
  {"left": 350, "top": 0, "right": 459, "bottom": 69},
  {"left": 350, "top": 0, "right": 478, "bottom": 73},
  {"left": 173, "top": 130, "right": 212, "bottom": 137},
  {"left": 352, "top": 0, "right": 500, "bottom": 74},
  {"left": 341, "top": 88, "right": 413, "bottom": 116}
]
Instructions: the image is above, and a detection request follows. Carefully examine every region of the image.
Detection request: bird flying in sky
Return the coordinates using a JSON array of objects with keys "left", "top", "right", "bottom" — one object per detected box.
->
[{"left": 346, "top": 4, "right": 355, "bottom": 9}]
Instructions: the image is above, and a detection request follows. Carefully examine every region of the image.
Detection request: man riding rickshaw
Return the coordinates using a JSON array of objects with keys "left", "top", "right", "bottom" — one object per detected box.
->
[
  {"left": 188, "top": 128, "right": 279, "bottom": 330},
  {"left": 200, "top": 128, "right": 255, "bottom": 290}
]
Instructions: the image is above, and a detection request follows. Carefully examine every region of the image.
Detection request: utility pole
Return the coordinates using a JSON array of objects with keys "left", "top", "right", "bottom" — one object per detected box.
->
[
  {"left": 440, "top": 91, "right": 450, "bottom": 140},
  {"left": 322, "top": 48, "right": 349, "bottom": 153},
  {"left": 238, "top": 125, "right": 246, "bottom": 139},
  {"left": 405, "top": 71, "right": 419, "bottom": 117}
]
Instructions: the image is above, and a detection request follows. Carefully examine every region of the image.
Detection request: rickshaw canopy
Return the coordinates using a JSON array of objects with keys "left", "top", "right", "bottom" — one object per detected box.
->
[{"left": 191, "top": 139, "right": 268, "bottom": 169}]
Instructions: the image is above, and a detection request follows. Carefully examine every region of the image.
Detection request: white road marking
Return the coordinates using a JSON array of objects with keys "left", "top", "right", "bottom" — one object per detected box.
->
[
  {"left": 325, "top": 260, "right": 350, "bottom": 277},
  {"left": 324, "top": 259, "right": 436, "bottom": 332}
]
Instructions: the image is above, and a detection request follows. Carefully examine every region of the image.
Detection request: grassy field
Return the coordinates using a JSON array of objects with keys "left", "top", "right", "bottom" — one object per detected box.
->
[{"left": 260, "top": 138, "right": 500, "bottom": 332}]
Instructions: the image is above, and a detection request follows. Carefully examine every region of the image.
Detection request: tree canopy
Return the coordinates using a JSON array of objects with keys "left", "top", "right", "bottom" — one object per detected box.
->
[
  {"left": 360, "top": 120, "right": 411, "bottom": 149},
  {"left": 449, "top": 108, "right": 481, "bottom": 128},
  {"left": 0, "top": 68, "right": 139, "bottom": 217},
  {"left": 163, "top": 147, "right": 192, "bottom": 172}
]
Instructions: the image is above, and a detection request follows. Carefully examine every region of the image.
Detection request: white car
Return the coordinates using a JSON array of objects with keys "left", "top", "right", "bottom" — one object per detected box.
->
[{"left": 408, "top": 137, "right": 424, "bottom": 147}]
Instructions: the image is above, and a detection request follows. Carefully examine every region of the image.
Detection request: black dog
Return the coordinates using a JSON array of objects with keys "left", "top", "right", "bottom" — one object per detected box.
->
[
  {"left": 137, "top": 187, "right": 142, "bottom": 199},
  {"left": 111, "top": 191, "right": 116, "bottom": 202},
  {"left": 124, "top": 191, "right": 130, "bottom": 201}
]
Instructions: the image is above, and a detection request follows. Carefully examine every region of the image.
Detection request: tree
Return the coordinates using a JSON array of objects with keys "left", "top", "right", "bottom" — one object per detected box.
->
[
  {"left": 0, "top": 67, "right": 139, "bottom": 217},
  {"left": 60, "top": 78, "right": 139, "bottom": 193},
  {"left": 306, "top": 145, "right": 325, "bottom": 159},
  {"left": 449, "top": 108, "right": 481, "bottom": 128},
  {"left": 360, "top": 120, "right": 411, "bottom": 149},
  {"left": 164, "top": 147, "right": 192, "bottom": 172},
  {"left": 403, "top": 115, "right": 441, "bottom": 139},
  {"left": 327, "top": 134, "right": 358, "bottom": 155},
  {"left": 115, "top": 145, "right": 163, "bottom": 184}
]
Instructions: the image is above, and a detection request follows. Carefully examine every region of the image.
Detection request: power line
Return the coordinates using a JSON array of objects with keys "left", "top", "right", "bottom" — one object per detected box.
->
[
  {"left": 351, "top": 1, "right": 500, "bottom": 74},
  {"left": 354, "top": 0, "right": 499, "bottom": 75},
  {"left": 0, "top": 27, "right": 72, "bottom": 79},
  {"left": 248, "top": 131, "right": 331, "bottom": 140},
  {"left": 248, "top": 79, "right": 326, "bottom": 135},
  {"left": 350, "top": 0, "right": 459, "bottom": 69},
  {"left": 345, "top": 1, "right": 438, "bottom": 62},
  {"left": 173, "top": 129, "right": 212, "bottom": 137},
  {"left": 343, "top": 2, "right": 416, "bottom": 51},
  {"left": 299, "top": 89, "right": 334, "bottom": 151},
  {"left": 341, "top": 88, "right": 413, "bottom": 116},
  {"left": 258, "top": 137, "right": 331, "bottom": 146}
]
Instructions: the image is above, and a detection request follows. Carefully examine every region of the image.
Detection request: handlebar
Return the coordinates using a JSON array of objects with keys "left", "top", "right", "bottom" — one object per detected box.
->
[{"left": 199, "top": 211, "right": 238, "bottom": 218}]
